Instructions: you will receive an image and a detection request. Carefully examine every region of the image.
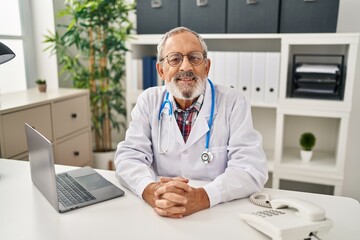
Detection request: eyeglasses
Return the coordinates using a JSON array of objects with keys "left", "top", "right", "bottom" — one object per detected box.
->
[{"left": 159, "top": 51, "right": 206, "bottom": 67}]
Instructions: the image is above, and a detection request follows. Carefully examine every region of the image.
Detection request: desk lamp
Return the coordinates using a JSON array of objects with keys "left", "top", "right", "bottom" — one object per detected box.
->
[{"left": 0, "top": 42, "right": 16, "bottom": 65}]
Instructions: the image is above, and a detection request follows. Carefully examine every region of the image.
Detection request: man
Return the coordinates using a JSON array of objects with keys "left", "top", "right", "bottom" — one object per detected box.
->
[{"left": 114, "top": 27, "right": 268, "bottom": 218}]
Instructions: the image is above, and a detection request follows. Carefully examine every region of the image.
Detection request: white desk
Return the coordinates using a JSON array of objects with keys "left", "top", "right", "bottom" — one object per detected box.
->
[{"left": 1, "top": 159, "right": 359, "bottom": 240}]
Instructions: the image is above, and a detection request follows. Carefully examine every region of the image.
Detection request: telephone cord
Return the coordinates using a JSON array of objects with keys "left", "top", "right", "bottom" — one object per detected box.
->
[{"left": 249, "top": 192, "right": 272, "bottom": 208}]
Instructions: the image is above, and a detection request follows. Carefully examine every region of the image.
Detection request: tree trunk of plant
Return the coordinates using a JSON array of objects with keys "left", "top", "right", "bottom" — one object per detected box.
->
[
  {"left": 89, "top": 27, "right": 101, "bottom": 151},
  {"left": 99, "top": 27, "right": 112, "bottom": 151}
]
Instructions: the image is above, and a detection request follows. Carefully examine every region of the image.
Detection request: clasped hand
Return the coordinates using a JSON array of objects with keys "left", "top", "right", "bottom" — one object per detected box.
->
[{"left": 143, "top": 177, "right": 210, "bottom": 218}]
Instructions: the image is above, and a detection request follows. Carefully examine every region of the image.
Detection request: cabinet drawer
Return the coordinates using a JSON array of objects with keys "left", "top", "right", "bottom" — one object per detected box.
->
[
  {"left": 53, "top": 95, "right": 89, "bottom": 139},
  {"left": 279, "top": 0, "right": 339, "bottom": 33},
  {"left": 1, "top": 104, "right": 52, "bottom": 158},
  {"left": 56, "top": 131, "right": 92, "bottom": 167},
  {"left": 227, "top": 0, "right": 280, "bottom": 33},
  {"left": 180, "top": 0, "right": 226, "bottom": 33},
  {"left": 137, "top": 0, "right": 179, "bottom": 34}
]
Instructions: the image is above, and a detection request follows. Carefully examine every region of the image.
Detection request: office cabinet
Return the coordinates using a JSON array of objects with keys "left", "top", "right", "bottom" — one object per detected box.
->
[
  {"left": 227, "top": 0, "right": 280, "bottom": 33},
  {"left": 180, "top": 0, "right": 226, "bottom": 33},
  {"left": 124, "top": 33, "right": 359, "bottom": 195},
  {"left": 136, "top": 0, "right": 340, "bottom": 34},
  {"left": 0, "top": 88, "right": 93, "bottom": 167},
  {"left": 279, "top": 0, "right": 339, "bottom": 33},
  {"left": 136, "top": 0, "right": 179, "bottom": 34}
]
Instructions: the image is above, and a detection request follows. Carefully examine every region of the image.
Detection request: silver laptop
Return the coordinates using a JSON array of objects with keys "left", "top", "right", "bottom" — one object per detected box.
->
[{"left": 25, "top": 123, "right": 124, "bottom": 213}]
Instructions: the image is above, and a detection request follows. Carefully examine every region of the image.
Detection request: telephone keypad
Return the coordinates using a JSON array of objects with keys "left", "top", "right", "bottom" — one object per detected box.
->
[{"left": 252, "top": 209, "right": 285, "bottom": 218}]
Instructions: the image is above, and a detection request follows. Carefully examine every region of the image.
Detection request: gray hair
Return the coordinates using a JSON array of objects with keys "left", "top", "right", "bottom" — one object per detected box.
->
[{"left": 157, "top": 27, "right": 208, "bottom": 62}]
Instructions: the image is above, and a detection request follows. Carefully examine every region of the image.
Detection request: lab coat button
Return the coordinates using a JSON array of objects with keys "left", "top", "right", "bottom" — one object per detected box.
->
[{"left": 183, "top": 150, "right": 188, "bottom": 154}]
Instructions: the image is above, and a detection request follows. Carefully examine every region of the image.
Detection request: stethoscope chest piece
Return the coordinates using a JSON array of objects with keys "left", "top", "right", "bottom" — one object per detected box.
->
[{"left": 201, "top": 149, "right": 213, "bottom": 164}]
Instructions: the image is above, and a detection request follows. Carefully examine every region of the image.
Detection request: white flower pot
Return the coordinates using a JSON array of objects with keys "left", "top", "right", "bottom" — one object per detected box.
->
[
  {"left": 93, "top": 151, "right": 116, "bottom": 170},
  {"left": 300, "top": 150, "right": 313, "bottom": 163}
]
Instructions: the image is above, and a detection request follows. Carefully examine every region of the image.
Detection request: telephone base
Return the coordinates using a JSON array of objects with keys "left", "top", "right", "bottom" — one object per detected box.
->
[{"left": 239, "top": 201, "right": 333, "bottom": 240}]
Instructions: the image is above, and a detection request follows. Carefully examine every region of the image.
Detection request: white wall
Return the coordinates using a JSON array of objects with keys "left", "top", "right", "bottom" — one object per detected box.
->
[
  {"left": 30, "top": 0, "right": 58, "bottom": 90},
  {"left": 337, "top": 0, "right": 360, "bottom": 201}
]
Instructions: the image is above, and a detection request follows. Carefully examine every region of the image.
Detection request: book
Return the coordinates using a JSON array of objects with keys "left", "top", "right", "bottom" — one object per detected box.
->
[{"left": 142, "top": 56, "right": 157, "bottom": 89}]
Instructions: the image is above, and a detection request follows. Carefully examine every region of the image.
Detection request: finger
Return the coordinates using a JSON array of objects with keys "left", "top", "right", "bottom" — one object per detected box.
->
[
  {"left": 159, "top": 177, "right": 172, "bottom": 183},
  {"left": 160, "top": 176, "right": 189, "bottom": 183},
  {"left": 161, "top": 192, "right": 187, "bottom": 205},
  {"left": 162, "top": 180, "right": 192, "bottom": 192},
  {"left": 155, "top": 199, "right": 177, "bottom": 208},
  {"left": 154, "top": 206, "right": 186, "bottom": 218},
  {"left": 165, "top": 187, "right": 186, "bottom": 196},
  {"left": 155, "top": 185, "right": 186, "bottom": 197},
  {"left": 154, "top": 183, "right": 191, "bottom": 197}
]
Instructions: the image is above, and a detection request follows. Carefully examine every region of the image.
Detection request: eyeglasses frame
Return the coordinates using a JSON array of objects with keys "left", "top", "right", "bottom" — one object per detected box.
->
[{"left": 159, "top": 51, "right": 207, "bottom": 67}]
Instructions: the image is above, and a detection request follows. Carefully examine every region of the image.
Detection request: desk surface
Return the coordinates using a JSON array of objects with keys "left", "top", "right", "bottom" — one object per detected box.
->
[{"left": 1, "top": 159, "right": 359, "bottom": 240}]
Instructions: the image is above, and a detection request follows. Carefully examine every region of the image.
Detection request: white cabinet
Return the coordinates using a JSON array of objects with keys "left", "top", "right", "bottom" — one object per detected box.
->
[
  {"left": 125, "top": 33, "right": 359, "bottom": 195},
  {"left": 273, "top": 34, "right": 359, "bottom": 195},
  {"left": 0, "top": 88, "right": 93, "bottom": 167}
]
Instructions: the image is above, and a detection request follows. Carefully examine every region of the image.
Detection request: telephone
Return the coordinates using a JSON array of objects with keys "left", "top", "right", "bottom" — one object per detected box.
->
[{"left": 239, "top": 193, "right": 333, "bottom": 240}]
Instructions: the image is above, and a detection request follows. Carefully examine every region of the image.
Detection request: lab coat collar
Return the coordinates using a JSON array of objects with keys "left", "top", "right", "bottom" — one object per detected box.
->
[
  {"left": 159, "top": 88, "right": 185, "bottom": 146},
  {"left": 162, "top": 80, "right": 218, "bottom": 149}
]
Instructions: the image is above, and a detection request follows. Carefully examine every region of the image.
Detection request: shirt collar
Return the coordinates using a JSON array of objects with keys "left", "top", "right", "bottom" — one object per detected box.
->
[{"left": 173, "top": 93, "right": 204, "bottom": 113}]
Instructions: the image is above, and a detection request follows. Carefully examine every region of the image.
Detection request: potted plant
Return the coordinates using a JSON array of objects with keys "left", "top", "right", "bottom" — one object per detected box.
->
[
  {"left": 43, "top": 0, "right": 135, "bottom": 168},
  {"left": 299, "top": 132, "right": 316, "bottom": 163},
  {"left": 36, "top": 79, "right": 47, "bottom": 92}
]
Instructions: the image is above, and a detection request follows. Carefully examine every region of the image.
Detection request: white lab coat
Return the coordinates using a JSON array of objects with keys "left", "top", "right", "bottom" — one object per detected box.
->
[{"left": 114, "top": 80, "right": 268, "bottom": 207}]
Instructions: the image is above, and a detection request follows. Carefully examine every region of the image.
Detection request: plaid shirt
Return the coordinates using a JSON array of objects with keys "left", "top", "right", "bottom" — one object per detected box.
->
[{"left": 173, "top": 94, "right": 204, "bottom": 143}]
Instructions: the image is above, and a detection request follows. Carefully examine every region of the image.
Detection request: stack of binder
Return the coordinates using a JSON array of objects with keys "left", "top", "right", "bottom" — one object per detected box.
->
[
  {"left": 208, "top": 51, "right": 280, "bottom": 104},
  {"left": 291, "top": 55, "right": 344, "bottom": 100},
  {"left": 132, "top": 51, "right": 281, "bottom": 104}
]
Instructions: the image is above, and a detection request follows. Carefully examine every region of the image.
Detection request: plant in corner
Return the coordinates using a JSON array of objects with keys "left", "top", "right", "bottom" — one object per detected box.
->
[
  {"left": 299, "top": 132, "right": 316, "bottom": 162},
  {"left": 43, "top": 0, "right": 135, "bottom": 153}
]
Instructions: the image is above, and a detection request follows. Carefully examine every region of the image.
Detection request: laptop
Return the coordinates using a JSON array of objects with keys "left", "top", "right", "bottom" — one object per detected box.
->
[{"left": 25, "top": 123, "right": 124, "bottom": 213}]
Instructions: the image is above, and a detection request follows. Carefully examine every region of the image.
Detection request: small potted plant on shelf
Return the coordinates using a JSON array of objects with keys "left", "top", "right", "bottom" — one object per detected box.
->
[
  {"left": 299, "top": 132, "right": 316, "bottom": 163},
  {"left": 35, "top": 79, "right": 47, "bottom": 93}
]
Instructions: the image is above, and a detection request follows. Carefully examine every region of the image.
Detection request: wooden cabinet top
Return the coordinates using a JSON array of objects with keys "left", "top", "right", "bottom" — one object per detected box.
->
[{"left": 0, "top": 88, "right": 89, "bottom": 114}]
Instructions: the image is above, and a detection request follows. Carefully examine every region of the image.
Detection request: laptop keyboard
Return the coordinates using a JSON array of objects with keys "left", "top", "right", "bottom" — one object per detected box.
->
[{"left": 56, "top": 172, "right": 96, "bottom": 208}]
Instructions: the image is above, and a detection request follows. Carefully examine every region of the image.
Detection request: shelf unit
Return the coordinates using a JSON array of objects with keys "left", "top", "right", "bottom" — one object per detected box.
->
[{"left": 125, "top": 33, "right": 359, "bottom": 195}]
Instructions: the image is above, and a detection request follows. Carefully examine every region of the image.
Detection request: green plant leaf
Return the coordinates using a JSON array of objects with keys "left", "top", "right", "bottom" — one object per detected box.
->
[
  {"left": 44, "top": 0, "right": 136, "bottom": 152},
  {"left": 300, "top": 132, "right": 316, "bottom": 151}
]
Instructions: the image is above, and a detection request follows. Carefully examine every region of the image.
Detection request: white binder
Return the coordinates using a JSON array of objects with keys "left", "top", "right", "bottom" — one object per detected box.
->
[
  {"left": 251, "top": 52, "right": 266, "bottom": 102},
  {"left": 238, "top": 52, "right": 252, "bottom": 100},
  {"left": 131, "top": 59, "right": 143, "bottom": 90},
  {"left": 225, "top": 52, "right": 239, "bottom": 89},
  {"left": 265, "top": 52, "right": 280, "bottom": 103},
  {"left": 213, "top": 51, "right": 226, "bottom": 86},
  {"left": 207, "top": 51, "right": 216, "bottom": 83}
]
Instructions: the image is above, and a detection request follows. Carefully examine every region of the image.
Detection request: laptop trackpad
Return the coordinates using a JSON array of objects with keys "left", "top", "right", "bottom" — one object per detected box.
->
[{"left": 75, "top": 173, "right": 111, "bottom": 191}]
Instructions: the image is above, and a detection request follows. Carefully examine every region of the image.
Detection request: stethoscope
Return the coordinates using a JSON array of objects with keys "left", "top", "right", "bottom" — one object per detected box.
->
[{"left": 158, "top": 79, "right": 215, "bottom": 164}]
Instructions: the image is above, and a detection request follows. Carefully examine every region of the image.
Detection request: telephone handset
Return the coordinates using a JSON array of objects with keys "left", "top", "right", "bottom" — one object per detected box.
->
[{"left": 239, "top": 194, "right": 333, "bottom": 240}]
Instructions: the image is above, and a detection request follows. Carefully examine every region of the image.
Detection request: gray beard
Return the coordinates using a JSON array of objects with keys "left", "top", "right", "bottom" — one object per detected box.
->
[{"left": 165, "top": 72, "right": 206, "bottom": 100}]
